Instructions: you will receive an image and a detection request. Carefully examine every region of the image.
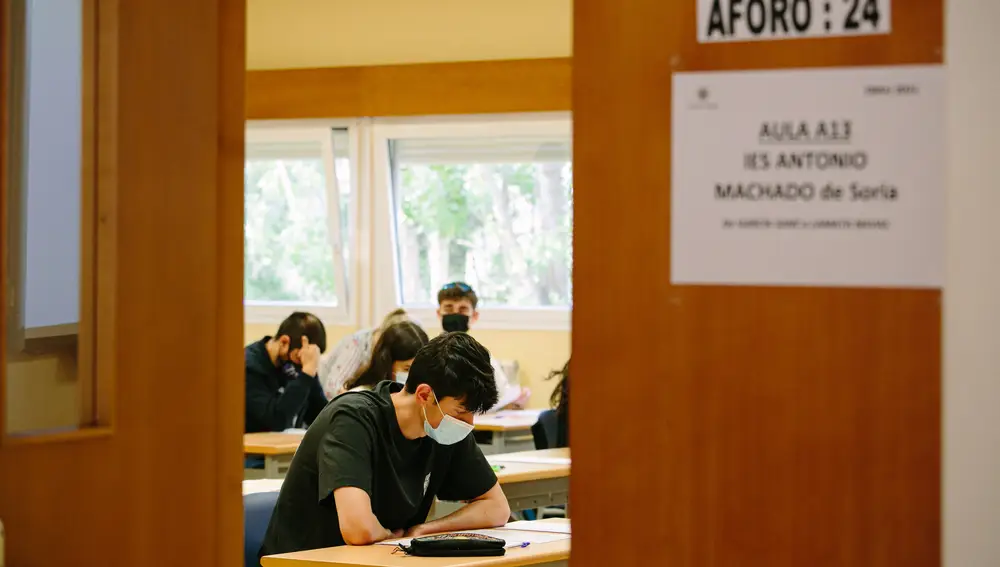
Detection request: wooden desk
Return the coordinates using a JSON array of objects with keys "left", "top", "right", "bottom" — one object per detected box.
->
[
  {"left": 243, "top": 411, "right": 539, "bottom": 478},
  {"left": 491, "top": 448, "right": 569, "bottom": 465},
  {"left": 474, "top": 410, "right": 541, "bottom": 455},
  {"left": 244, "top": 432, "right": 304, "bottom": 478},
  {"left": 491, "top": 449, "right": 570, "bottom": 513},
  {"left": 242, "top": 449, "right": 571, "bottom": 518},
  {"left": 431, "top": 449, "right": 571, "bottom": 520},
  {"left": 261, "top": 519, "right": 570, "bottom": 567}
]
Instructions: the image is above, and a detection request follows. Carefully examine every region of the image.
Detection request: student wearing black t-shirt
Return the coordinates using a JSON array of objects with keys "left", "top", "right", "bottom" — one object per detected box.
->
[
  {"left": 260, "top": 332, "right": 510, "bottom": 556},
  {"left": 245, "top": 312, "right": 329, "bottom": 433}
]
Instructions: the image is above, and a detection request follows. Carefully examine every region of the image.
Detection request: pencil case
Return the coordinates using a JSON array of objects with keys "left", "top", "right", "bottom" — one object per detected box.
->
[{"left": 399, "top": 533, "right": 506, "bottom": 557}]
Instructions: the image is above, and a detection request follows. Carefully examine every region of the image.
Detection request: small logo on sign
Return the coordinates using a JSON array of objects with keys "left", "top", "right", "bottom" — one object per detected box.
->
[{"left": 688, "top": 86, "right": 717, "bottom": 110}]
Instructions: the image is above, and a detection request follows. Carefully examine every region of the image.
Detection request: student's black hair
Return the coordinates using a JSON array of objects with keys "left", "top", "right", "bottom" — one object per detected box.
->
[
  {"left": 548, "top": 359, "right": 570, "bottom": 417},
  {"left": 345, "top": 321, "right": 428, "bottom": 390},
  {"left": 437, "top": 281, "right": 479, "bottom": 309},
  {"left": 275, "top": 312, "right": 327, "bottom": 353},
  {"left": 404, "top": 332, "right": 497, "bottom": 414}
]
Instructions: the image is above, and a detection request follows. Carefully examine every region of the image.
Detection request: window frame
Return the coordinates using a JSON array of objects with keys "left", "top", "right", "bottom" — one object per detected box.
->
[
  {"left": 371, "top": 113, "right": 573, "bottom": 331},
  {"left": 243, "top": 122, "right": 359, "bottom": 326}
]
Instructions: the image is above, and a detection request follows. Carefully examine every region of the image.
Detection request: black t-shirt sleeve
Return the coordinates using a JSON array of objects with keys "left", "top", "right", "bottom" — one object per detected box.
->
[
  {"left": 435, "top": 434, "right": 498, "bottom": 502},
  {"left": 317, "top": 405, "right": 375, "bottom": 502}
]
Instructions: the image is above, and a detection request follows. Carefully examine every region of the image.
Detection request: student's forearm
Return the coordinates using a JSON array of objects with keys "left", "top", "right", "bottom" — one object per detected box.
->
[
  {"left": 413, "top": 498, "right": 510, "bottom": 536},
  {"left": 335, "top": 486, "right": 400, "bottom": 545},
  {"left": 341, "top": 514, "right": 394, "bottom": 545}
]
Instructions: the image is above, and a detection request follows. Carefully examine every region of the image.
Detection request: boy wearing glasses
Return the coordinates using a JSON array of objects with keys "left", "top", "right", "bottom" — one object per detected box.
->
[{"left": 437, "top": 282, "right": 530, "bottom": 411}]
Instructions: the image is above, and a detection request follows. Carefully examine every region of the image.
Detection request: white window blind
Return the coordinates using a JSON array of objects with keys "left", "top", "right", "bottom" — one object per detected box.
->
[
  {"left": 390, "top": 136, "right": 571, "bottom": 165},
  {"left": 387, "top": 131, "right": 573, "bottom": 311}
]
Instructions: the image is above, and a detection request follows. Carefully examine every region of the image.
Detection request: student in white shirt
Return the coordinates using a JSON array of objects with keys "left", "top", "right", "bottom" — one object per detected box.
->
[
  {"left": 318, "top": 308, "right": 413, "bottom": 399},
  {"left": 436, "top": 282, "right": 530, "bottom": 411},
  {"left": 341, "top": 321, "right": 428, "bottom": 393}
]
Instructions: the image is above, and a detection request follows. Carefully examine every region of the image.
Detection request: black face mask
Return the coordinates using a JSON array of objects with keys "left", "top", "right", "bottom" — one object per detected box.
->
[{"left": 441, "top": 313, "right": 470, "bottom": 333}]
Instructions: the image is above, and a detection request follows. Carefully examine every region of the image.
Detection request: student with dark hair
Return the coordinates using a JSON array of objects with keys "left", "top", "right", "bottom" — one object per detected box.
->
[
  {"left": 436, "top": 281, "right": 530, "bottom": 411},
  {"left": 245, "top": 312, "right": 329, "bottom": 433},
  {"left": 319, "top": 308, "right": 413, "bottom": 399},
  {"left": 260, "top": 332, "right": 510, "bottom": 556},
  {"left": 342, "top": 321, "right": 428, "bottom": 392},
  {"left": 544, "top": 360, "right": 569, "bottom": 448}
]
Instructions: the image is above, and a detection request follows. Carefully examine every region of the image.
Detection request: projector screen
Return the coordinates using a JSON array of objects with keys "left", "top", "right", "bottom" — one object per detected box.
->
[{"left": 19, "top": 0, "right": 83, "bottom": 340}]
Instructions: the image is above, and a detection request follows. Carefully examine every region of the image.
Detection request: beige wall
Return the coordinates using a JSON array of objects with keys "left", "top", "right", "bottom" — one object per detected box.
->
[
  {"left": 944, "top": 2, "right": 1000, "bottom": 565},
  {"left": 5, "top": 354, "right": 79, "bottom": 434},
  {"left": 246, "top": 0, "right": 572, "bottom": 70}
]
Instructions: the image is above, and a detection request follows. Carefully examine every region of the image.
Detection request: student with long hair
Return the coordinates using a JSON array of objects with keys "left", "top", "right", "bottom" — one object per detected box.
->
[
  {"left": 532, "top": 360, "right": 569, "bottom": 449},
  {"left": 318, "top": 308, "right": 414, "bottom": 398},
  {"left": 549, "top": 360, "right": 569, "bottom": 421},
  {"left": 342, "top": 321, "right": 429, "bottom": 392}
]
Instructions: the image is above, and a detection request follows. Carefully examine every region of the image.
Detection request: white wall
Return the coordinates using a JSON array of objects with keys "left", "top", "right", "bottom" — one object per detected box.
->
[{"left": 944, "top": 2, "right": 1000, "bottom": 566}]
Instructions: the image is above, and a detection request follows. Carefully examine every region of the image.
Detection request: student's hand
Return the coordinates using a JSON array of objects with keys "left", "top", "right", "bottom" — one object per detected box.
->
[
  {"left": 403, "top": 524, "right": 434, "bottom": 538},
  {"left": 299, "top": 336, "right": 321, "bottom": 377}
]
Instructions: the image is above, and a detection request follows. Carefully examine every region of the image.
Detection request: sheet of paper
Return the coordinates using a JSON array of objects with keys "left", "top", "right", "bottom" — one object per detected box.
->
[
  {"left": 504, "top": 521, "right": 571, "bottom": 535},
  {"left": 490, "top": 454, "right": 571, "bottom": 465},
  {"left": 377, "top": 528, "right": 569, "bottom": 547},
  {"left": 490, "top": 381, "right": 524, "bottom": 413},
  {"left": 671, "top": 66, "right": 945, "bottom": 287},
  {"left": 492, "top": 409, "right": 543, "bottom": 420},
  {"left": 282, "top": 428, "right": 308, "bottom": 435}
]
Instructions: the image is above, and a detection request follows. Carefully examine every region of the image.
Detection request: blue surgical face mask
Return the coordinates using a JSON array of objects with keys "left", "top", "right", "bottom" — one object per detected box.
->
[
  {"left": 395, "top": 371, "right": 408, "bottom": 384},
  {"left": 422, "top": 391, "right": 474, "bottom": 445}
]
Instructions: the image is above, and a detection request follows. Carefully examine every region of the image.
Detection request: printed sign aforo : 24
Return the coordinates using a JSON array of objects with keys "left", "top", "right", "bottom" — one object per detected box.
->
[{"left": 697, "top": 0, "right": 891, "bottom": 43}]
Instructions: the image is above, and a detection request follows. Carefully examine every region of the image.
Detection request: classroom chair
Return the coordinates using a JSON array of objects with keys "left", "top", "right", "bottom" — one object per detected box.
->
[
  {"left": 531, "top": 410, "right": 560, "bottom": 451},
  {"left": 244, "top": 490, "right": 279, "bottom": 567},
  {"left": 530, "top": 409, "right": 567, "bottom": 520}
]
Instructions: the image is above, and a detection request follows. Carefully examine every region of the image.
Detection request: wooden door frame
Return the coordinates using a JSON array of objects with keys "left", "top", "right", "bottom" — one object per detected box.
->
[{"left": 0, "top": 1, "right": 245, "bottom": 565}]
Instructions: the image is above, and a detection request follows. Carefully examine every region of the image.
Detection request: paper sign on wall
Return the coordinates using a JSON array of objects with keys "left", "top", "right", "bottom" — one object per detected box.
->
[
  {"left": 670, "top": 65, "right": 944, "bottom": 288},
  {"left": 697, "top": 0, "right": 891, "bottom": 43}
]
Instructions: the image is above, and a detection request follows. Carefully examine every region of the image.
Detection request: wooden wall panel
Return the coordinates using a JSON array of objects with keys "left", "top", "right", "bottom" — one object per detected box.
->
[
  {"left": 246, "top": 57, "right": 572, "bottom": 119},
  {"left": 0, "top": 1, "right": 245, "bottom": 566},
  {"left": 571, "top": 2, "right": 942, "bottom": 567}
]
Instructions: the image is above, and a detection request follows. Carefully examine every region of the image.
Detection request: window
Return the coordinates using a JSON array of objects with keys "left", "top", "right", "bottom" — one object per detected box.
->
[
  {"left": 244, "top": 127, "right": 353, "bottom": 324},
  {"left": 374, "top": 117, "right": 572, "bottom": 330},
  {"left": 4, "top": 0, "right": 114, "bottom": 437}
]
